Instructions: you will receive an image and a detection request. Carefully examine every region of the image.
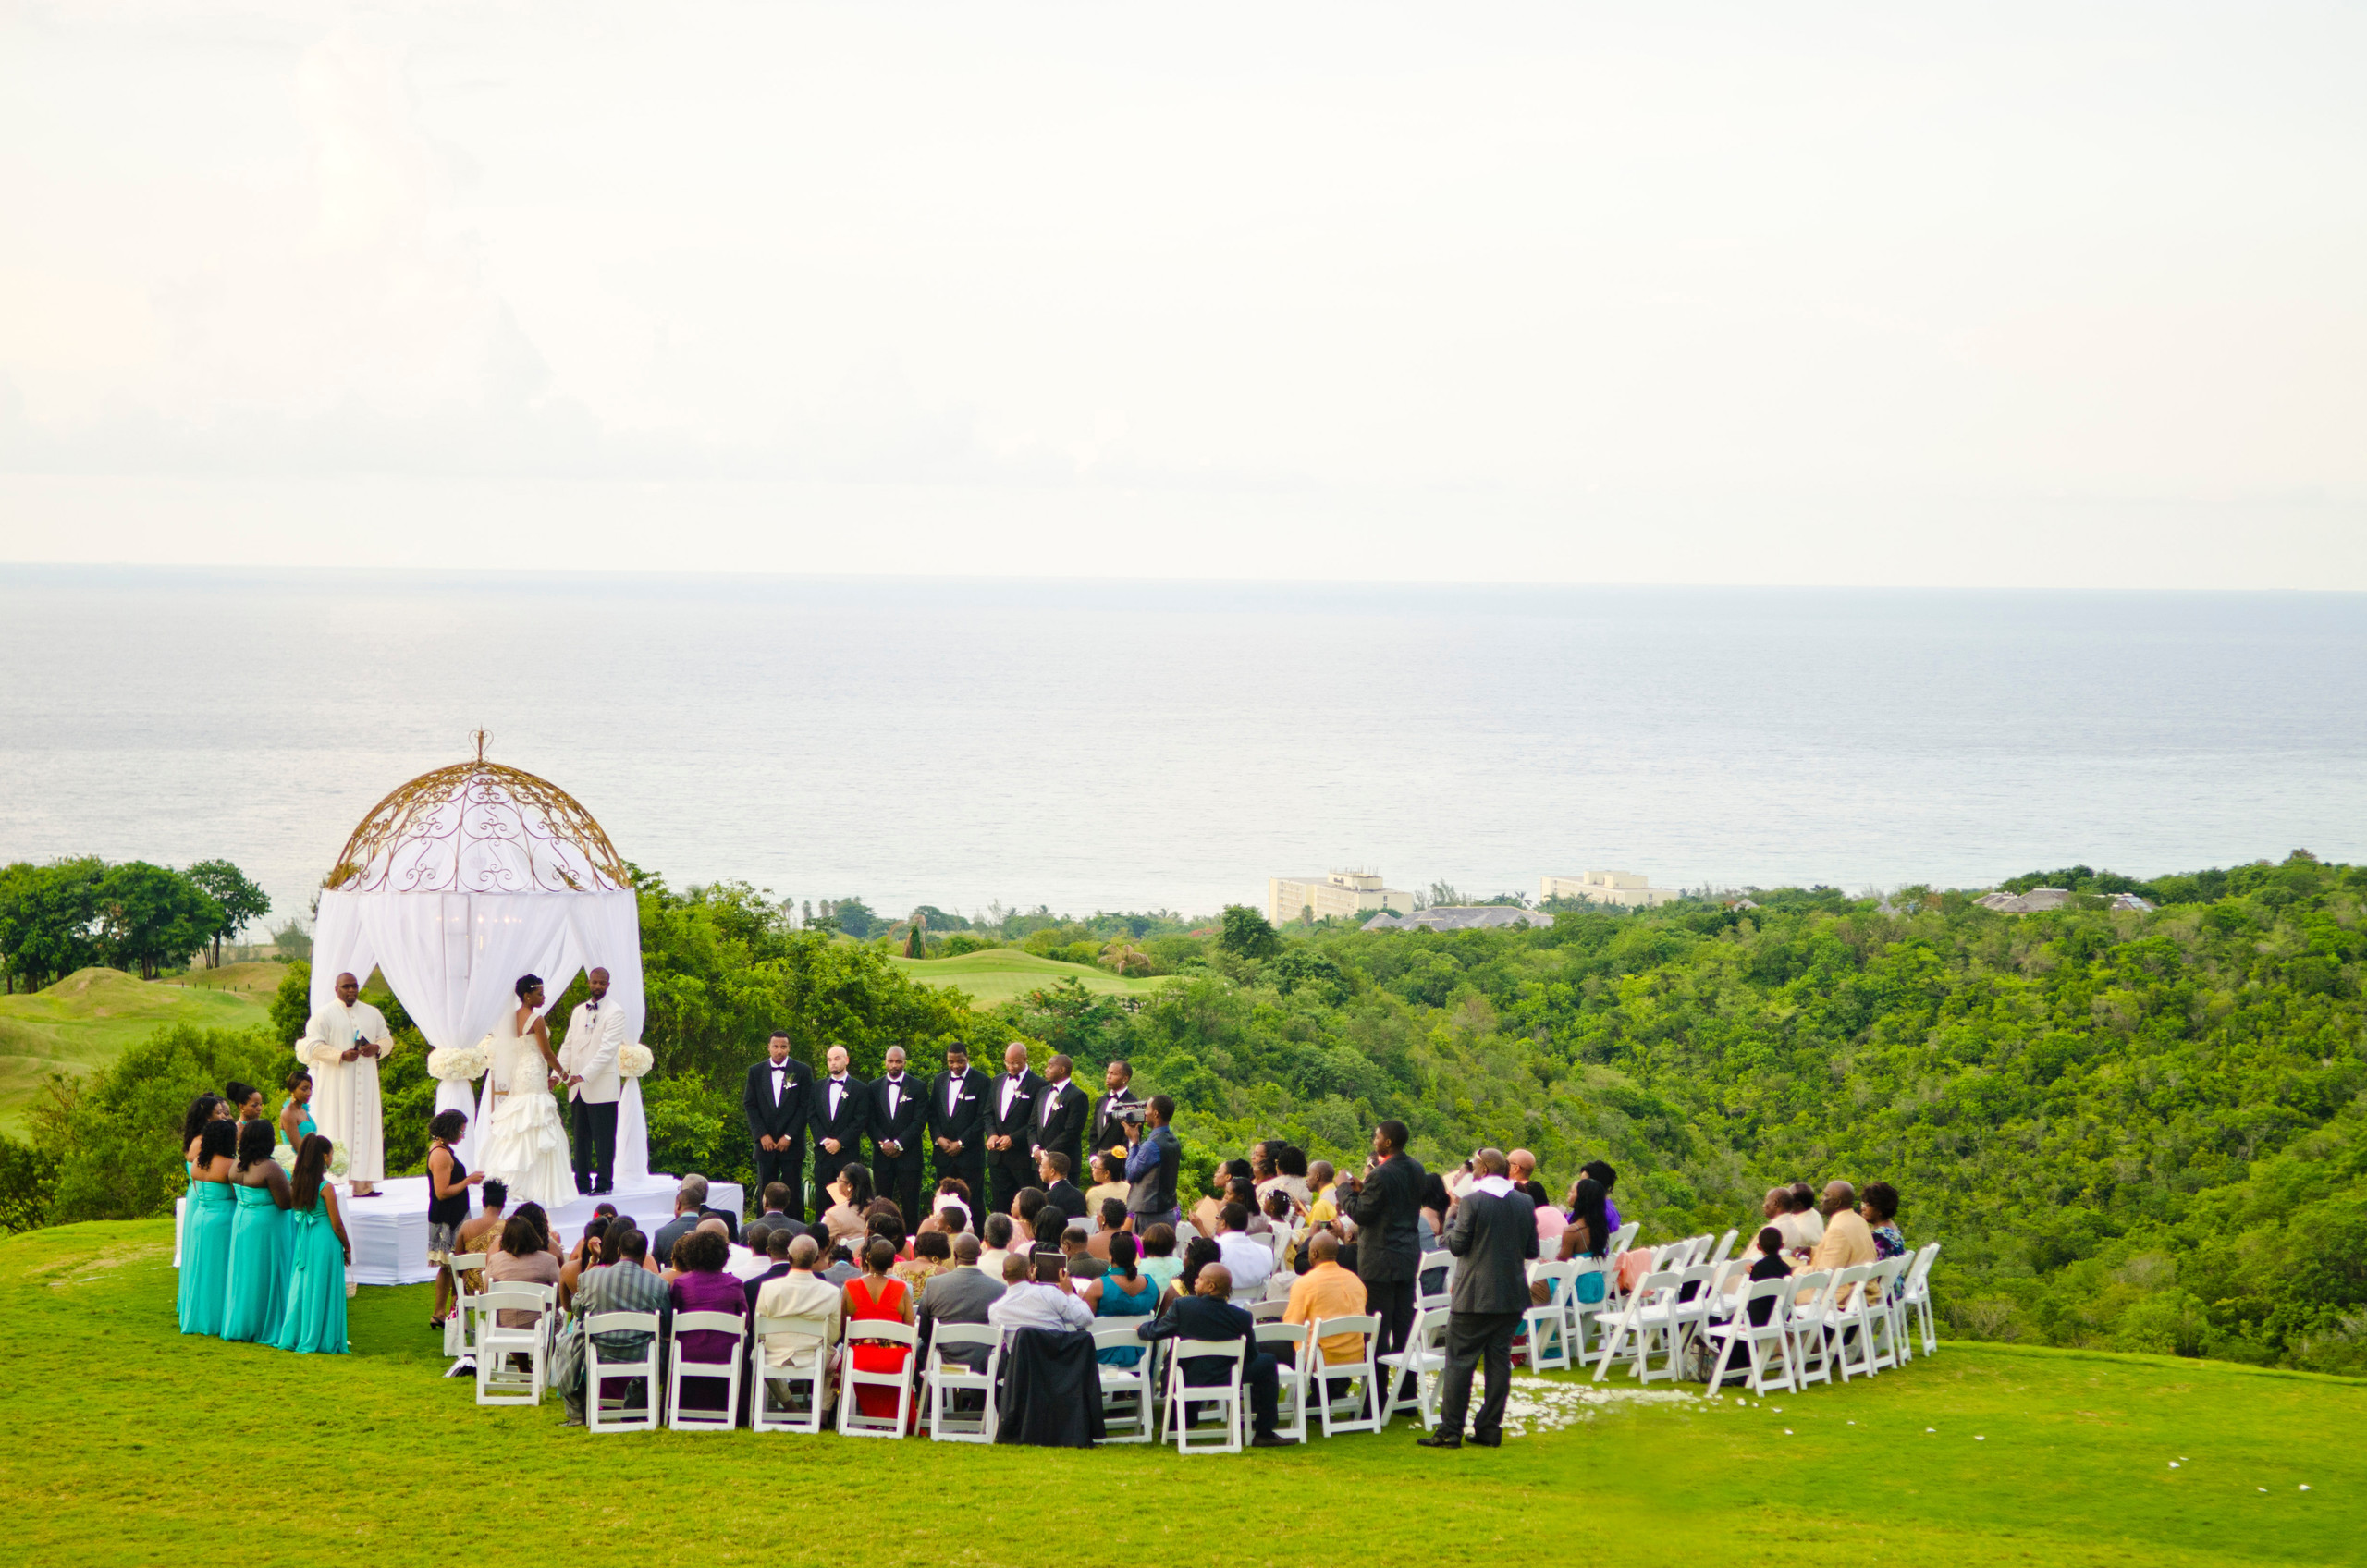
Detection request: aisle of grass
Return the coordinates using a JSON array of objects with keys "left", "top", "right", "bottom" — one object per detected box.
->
[
  {"left": 0, "top": 967, "right": 275, "bottom": 1133},
  {"left": 889, "top": 948, "right": 1172, "bottom": 1009},
  {"left": 2, "top": 1219, "right": 2358, "bottom": 1566}
]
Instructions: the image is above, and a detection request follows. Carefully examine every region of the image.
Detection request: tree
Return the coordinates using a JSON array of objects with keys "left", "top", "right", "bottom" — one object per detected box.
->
[
  {"left": 1100, "top": 937, "right": 1152, "bottom": 976},
  {"left": 93, "top": 863, "right": 220, "bottom": 980},
  {"left": 184, "top": 860, "right": 270, "bottom": 968},
  {"left": 0, "top": 858, "right": 105, "bottom": 992},
  {"left": 1216, "top": 904, "right": 1281, "bottom": 961},
  {"left": 904, "top": 909, "right": 927, "bottom": 958}
]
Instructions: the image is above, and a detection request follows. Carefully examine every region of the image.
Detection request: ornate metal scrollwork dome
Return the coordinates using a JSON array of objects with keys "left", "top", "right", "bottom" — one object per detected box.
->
[{"left": 325, "top": 732, "right": 627, "bottom": 895}]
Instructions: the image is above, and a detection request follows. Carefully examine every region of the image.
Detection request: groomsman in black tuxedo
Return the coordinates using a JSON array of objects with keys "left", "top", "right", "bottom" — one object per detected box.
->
[
  {"left": 1087, "top": 1056, "right": 1143, "bottom": 1166},
  {"left": 743, "top": 1029, "right": 816, "bottom": 1207},
  {"left": 810, "top": 1044, "right": 869, "bottom": 1219},
  {"left": 927, "top": 1042, "right": 988, "bottom": 1212},
  {"left": 985, "top": 1040, "right": 1045, "bottom": 1217},
  {"left": 868, "top": 1044, "right": 928, "bottom": 1228},
  {"left": 1029, "top": 1052, "right": 1089, "bottom": 1184}
]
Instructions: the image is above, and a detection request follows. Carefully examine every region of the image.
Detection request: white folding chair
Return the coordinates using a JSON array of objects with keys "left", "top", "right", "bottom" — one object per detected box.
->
[
  {"left": 665, "top": 1311, "right": 746, "bottom": 1431},
  {"left": 1256, "top": 1321, "right": 1309, "bottom": 1442},
  {"left": 445, "top": 1253, "right": 486, "bottom": 1362},
  {"left": 583, "top": 1311, "right": 663, "bottom": 1434},
  {"left": 1515, "top": 1261, "right": 1576, "bottom": 1372},
  {"left": 1607, "top": 1221, "right": 1639, "bottom": 1259},
  {"left": 1379, "top": 1305, "right": 1453, "bottom": 1428},
  {"left": 1248, "top": 1297, "right": 1289, "bottom": 1322},
  {"left": 836, "top": 1320, "right": 917, "bottom": 1437},
  {"left": 1702, "top": 1280, "right": 1797, "bottom": 1395},
  {"left": 1091, "top": 1324, "right": 1155, "bottom": 1443},
  {"left": 1901, "top": 1243, "right": 1940, "bottom": 1355},
  {"left": 1263, "top": 1271, "right": 1295, "bottom": 1302},
  {"left": 1563, "top": 1259, "right": 1614, "bottom": 1362},
  {"left": 1849, "top": 1258, "right": 1907, "bottom": 1378},
  {"left": 1308, "top": 1314, "right": 1383, "bottom": 1437},
  {"left": 1820, "top": 1265, "right": 1878, "bottom": 1383},
  {"left": 1707, "top": 1229, "right": 1738, "bottom": 1266},
  {"left": 751, "top": 1313, "right": 837, "bottom": 1434},
  {"left": 1784, "top": 1269, "right": 1840, "bottom": 1388},
  {"left": 1160, "top": 1338, "right": 1246, "bottom": 1454},
  {"left": 1592, "top": 1269, "right": 1677, "bottom": 1383},
  {"left": 923, "top": 1323, "right": 1002, "bottom": 1442},
  {"left": 1174, "top": 1220, "right": 1202, "bottom": 1246},
  {"left": 1665, "top": 1262, "right": 1721, "bottom": 1368},
  {"left": 1416, "top": 1249, "right": 1454, "bottom": 1312},
  {"left": 472, "top": 1284, "right": 554, "bottom": 1405}
]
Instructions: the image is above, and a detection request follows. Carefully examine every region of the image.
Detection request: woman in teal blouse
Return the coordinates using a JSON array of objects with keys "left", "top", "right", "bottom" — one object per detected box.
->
[
  {"left": 222, "top": 1121, "right": 294, "bottom": 1342},
  {"left": 272, "top": 1133, "right": 352, "bottom": 1354},
  {"left": 177, "top": 1121, "right": 239, "bottom": 1336}
]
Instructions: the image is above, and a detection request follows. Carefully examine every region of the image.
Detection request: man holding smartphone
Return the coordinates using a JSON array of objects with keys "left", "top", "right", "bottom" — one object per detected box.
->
[{"left": 986, "top": 1247, "right": 1095, "bottom": 1333}]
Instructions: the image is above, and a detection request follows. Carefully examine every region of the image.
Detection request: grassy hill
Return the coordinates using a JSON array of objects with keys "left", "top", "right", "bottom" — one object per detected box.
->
[
  {"left": 0, "top": 967, "right": 276, "bottom": 1134},
  {"left": 889, "top": 949, "right": 1172, "bottom": 1010},
  {"left": 5, "top": 1216, "right": 2359, "bottom": 1566}
]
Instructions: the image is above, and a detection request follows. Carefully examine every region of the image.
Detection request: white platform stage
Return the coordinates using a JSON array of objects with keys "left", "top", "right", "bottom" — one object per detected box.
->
[{"left": 178, "top": 1173, "right": 743, "bottom": 1286}]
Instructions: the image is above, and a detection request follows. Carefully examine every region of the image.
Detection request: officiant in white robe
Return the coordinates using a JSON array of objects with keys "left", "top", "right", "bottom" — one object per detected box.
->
[{"left": 296, "top": 970, "right": 396, "bottom": 1194}]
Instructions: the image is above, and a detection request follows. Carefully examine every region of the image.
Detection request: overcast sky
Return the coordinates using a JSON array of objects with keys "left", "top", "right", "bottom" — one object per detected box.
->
[{"left": 2, "top": 1, "right": 2361, "bottom": 586}]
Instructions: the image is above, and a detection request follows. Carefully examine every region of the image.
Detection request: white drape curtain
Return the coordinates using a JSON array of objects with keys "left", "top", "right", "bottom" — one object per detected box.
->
[{"left": 312, "top": 888, "right": 645, "bottom": 1176}]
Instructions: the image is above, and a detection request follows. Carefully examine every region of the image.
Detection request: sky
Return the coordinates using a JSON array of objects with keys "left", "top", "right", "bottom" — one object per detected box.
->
[{"left": 1, "top": 1, "right": 2361, "bottom": 586}]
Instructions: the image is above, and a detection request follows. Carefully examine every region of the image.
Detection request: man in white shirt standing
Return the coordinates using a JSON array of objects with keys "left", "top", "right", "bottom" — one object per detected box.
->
[
  {"left": 296, "top": 971, "right": 395, "bottom": 1195},
  {"left": 557, "top": 966, "right": 627, "bottom": 1195}
]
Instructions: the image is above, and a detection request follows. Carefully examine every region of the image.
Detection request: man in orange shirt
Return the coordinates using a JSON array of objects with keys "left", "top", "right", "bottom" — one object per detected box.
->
[
  {"left": 1800, "top": 1179, "right": 1876, "bottom": 1303},
  {"left": 1283, "top": 1229, "right": 1370, "bottom": 1409}
]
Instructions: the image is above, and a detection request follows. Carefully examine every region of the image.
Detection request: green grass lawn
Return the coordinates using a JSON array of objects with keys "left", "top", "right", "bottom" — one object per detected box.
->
[
  {"left": 0, "top": 966, "right": 277, "bottom": 1133},
  {"left": 889, "top": 949, "right": 1173, "bottom": 1010},
  {"left": 4, "top": 1218, "right": 2359, "bottom": 1567}
]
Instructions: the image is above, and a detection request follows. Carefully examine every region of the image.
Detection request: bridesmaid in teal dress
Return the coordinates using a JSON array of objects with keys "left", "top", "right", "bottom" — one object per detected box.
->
[
  {"left": 273, "top": 1133, "right": 351, "bottom": 1355},
  {"left": 177, "top": 1121, "right": 239, "bottom": 1336},
  {"left": 222, "top": 1121, "right": 294, "bottom": 1342},
  {"left": 276, "top": 1071, "right": 316, "bottom": 1164}
]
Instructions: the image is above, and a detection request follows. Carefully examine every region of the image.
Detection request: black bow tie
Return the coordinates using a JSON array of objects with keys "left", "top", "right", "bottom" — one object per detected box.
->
[{"left": 586, "top": 1000, "right": 598, "bottom": 1011}]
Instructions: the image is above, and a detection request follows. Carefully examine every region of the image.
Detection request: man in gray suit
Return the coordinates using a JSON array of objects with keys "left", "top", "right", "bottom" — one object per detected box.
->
[
  {"left": 1419, "top": 1146, "right": 1539, "bottom": 1450},
  {"left": 916, "top": 1232, "right": 1007, "bottom": 1373}
]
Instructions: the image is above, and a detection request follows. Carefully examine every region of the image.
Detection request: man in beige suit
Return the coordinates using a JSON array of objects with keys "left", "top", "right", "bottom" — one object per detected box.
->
[
  {"left": 1800, "top": 1179, "right": 1876, "bottom": 1303},
  {"left": 558, "top": 966, "right": 627, "bottom": 1194}
]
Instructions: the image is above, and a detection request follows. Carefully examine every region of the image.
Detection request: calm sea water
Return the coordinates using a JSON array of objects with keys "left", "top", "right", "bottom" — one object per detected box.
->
[{"left": 3, "top": 566, "right": 2364, "bottom": 934}]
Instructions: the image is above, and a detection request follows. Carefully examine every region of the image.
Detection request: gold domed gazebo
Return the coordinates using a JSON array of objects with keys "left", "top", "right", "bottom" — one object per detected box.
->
[{"left": 308, "top": 736, "right": 656, "bottom": 1279}]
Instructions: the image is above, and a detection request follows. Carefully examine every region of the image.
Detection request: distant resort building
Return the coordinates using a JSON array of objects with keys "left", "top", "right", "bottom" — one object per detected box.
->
[
  {"left": 1363, "top": 905, "right": 1538, "bottom": 932},
  {"left": 1538, "top": 869, "right": 1683, "bottom": 909},
  {"left": 1977, "top": 887, "right": 2155, "bottom": 914},
  {"left": 1268, "top": 869, "right": 1415, "bottom": 926}
]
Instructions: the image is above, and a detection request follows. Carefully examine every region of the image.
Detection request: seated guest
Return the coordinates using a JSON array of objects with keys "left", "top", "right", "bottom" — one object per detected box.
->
[
  {"left": 1261, "top": 1190, "right": 1299, "bottom": 1271},
  {"left": 843, "top": 1237, "right": 918, "bottom": 1424},
  {"left": 1800, "top": 1181, "right": 1874, "bottom": 1301},
  {"left": 668, "top": 1227, "right": 749, "bottom": 1409},
  {"left": 1136, "top": 1263, "right": 1286, "bottom": 1447},
  {"left": 1742, "top": 1188, "right": 1789, "bottom": 1262},
  {"left": 742, "top": 1182, "right": 809, "bottom": 1249},
  {"left": 1781, "top": 1181, "right": 1825, "bottom": 1252},
  {"left": 565, "top": 1202, "right": 619, "bottom": 1267},
  {"left": 743, "top": 1227, "right": 795, "bottom": 1310},
  {"left": 1745, "top": 1227, "right": 1793, "bottom": 1324},
  {"left": 1282, "top": 1230, "right": 1369, "bottom": 1376},
  {"left": 1159, "top": 1234, "right": 1221, "bottom": 1315},
  {"left": 1557, "top": 1177, "right": 1613, "bottom": 1265},
  {"left": 563, "top": 1227, "right": 668, "bottom": 1426},
  {"left": 1012, "top": 1187, "right": 1049, "bottom": 1247},
  {"left": 1061, "top": 1221, "right": 1106, "bottom": 1280},
  {"left": 1271, "top": 1144, "right": 1312, "bottom": 1209},
  {"left": 917, "top": 1232, "right": 1005, "bottom": 1371},
  {"left": 1137, "top": 1223, "right": 1183, "bottom": 1294},
  {"left": 755, "top": 1234, "right": 844, "bottom": 1367},
  {"left": 895, "top": 1229, "right": 954, "bottom": 1292},
  {"left": 1582, "top": 1159, "right": 1622, "bottom": 1232},
  {"left": 1039, "top": 1152, "right": 1087, "bottom": 1223},
  {"left": 821, "top": 1162, "right": 877, "bottom": 1251},
  {"left": 976, "top": 1213, "right": 1017, "bottom": 1282},
  {"left": 1862, "top": 1182, "right": 1906, "bottom": 1260},
  {"left": 511, "top": 1201, "right": 566, "bottom": 1270},
  {"left": 558, "top": 1215, "right": 610, "bottom": 1308},
  {"left": 487, "top": 1212, "right": 560, "bottom": 1328},
  {"left": 453, "top": 1177, "right": 509, "bottom": 1286},
  {"left": 920, "top": 1177, "right": 974, "bottom": 1238},
  {"left": 1086, "top": 1198, "right": 1130, "bottom": 1261},
  {"left": 1212, "top": 1203, "right": 1273, "bottom": 1302},
  {"left": 1305, "top": 1162, "right": 1339, "bottom": 1228},
  {"left": 1085, "top": 1231, "right": 1159, "bottom": 1365},
  {"left": 821, "top": 1242, "right": 860, "bottom": 1287},
  {"left": 1232, "top": 1178, "right": 1274, "bottom": 1236},
  {"left": 865, "top": 1196, "right": 911, "bottom": 1256},
  {"left": 987, "top": 1250, "right": 1095, "bottom": 1334},
  {"left": 1250, "top": 1141, "right": 1285, "bottom": 1204},
  {"left": 651, "top": 1175, "right": 718, "bottom": 1268},
  {"left": 1085, "top": 1152, "right": 1129, "bottom": 1216},
  {"left": 1192, "top": 1159, "right": 1254, "bottom": 1237}
]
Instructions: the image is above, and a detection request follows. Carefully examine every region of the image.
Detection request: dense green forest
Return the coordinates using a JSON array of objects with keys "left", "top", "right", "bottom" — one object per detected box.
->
[{"left": 9, "top": 851, "right": 2365, "bottom": 1375}]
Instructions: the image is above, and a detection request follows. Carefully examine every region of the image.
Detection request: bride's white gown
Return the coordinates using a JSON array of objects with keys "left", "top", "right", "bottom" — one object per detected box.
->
[{"left": 476, "top": 1008, "right": 575, "bottom": 1208}]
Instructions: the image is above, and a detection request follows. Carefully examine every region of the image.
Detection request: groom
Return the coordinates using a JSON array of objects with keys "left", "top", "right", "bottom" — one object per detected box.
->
[{"left": 558, "top": 966, "right": 627, "bottom": 1194}]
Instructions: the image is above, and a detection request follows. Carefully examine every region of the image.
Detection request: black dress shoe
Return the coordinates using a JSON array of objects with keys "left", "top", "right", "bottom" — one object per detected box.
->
[
  {"left": 1469, "top": 1430, "right": 1502, "bottom": 1448},
  {"left": 1250, "top": 1433, "right": 1288, "bottom": 1448},
  {"left": 1417, "top": 1431, "right": 1463, "bottom": 1449}
]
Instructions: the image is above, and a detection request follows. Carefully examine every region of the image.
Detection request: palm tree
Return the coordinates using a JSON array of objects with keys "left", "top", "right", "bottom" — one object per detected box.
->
[{"left": 1100, "top": 937, "right": 1151, "bottom": 977}]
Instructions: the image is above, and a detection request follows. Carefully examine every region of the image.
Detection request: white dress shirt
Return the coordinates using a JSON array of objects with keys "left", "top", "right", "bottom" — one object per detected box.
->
[
  {"left": 768, "top": 1063, "right": 789, "bottom": 1106},
  {"left": 1216, "top": 1231, "right": 1275, "bottom": 1301},
  {"left": 999, "top": 1072, "right": 1026, "bottom": 1120},
  {"left": 827, "top": 1075, "right": 849, "bottom": 1117},
  {"left": 945, "top": 1070, "right": 968, "bottom": 1115},
  {"left": 987, "top": 1280, "right": 1095, "bottom": 1334}
]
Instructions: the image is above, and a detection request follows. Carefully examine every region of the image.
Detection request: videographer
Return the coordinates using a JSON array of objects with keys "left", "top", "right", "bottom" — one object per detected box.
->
[{"left": 1122, "top": 1093, "right": 1183, "bottom": 1233}]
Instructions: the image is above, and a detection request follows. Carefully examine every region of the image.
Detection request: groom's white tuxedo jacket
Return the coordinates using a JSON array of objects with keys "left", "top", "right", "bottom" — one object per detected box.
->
[{"left": 558, "top": 996, "right": 627, "bottom": 1105}]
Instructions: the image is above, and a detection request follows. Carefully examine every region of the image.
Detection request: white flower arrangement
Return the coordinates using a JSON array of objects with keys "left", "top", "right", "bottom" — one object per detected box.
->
[
  {"left": 426, "top": 1042, "right": 492, "bottom": 1083},
  {"left": 618, "top": 1042, "right": 654, "bottom": 1079}
]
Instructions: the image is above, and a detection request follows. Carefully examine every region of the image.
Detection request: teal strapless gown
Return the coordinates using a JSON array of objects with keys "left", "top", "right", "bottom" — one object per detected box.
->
[
  {"left": 221, "top": 1185, "right": 292, "bottom": 1342},
  {"left": 176, "top": 1182, "right": 236, "bottom": 1336},
  {"left": 271, "top": 1193, "right": 349, "bottom": 1354}
]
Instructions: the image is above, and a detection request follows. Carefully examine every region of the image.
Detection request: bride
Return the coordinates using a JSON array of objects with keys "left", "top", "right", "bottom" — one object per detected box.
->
[{"left": 476, "top": 974, "right": 576, "bottom": 1209}]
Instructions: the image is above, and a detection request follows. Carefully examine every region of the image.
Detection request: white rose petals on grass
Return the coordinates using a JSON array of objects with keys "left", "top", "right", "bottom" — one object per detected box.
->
[{"left": 1495, "top": 1378, "right": 1695, "bottom": 1437}]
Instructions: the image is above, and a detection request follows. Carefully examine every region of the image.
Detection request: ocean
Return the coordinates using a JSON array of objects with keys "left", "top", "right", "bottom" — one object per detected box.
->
[{"left": 3, "top": 566, "right": 2364, "bottom": 933}]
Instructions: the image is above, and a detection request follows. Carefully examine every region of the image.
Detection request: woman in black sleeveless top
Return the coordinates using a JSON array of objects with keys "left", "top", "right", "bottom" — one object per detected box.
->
[{"left": 426, "top": 1109, "right": 484, "bottom": 1330}]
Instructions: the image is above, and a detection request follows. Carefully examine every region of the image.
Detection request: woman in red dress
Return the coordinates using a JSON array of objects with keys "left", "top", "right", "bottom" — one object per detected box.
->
[{"left": 842, "top": 1236, "right": 916, "bottom": 1425}]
